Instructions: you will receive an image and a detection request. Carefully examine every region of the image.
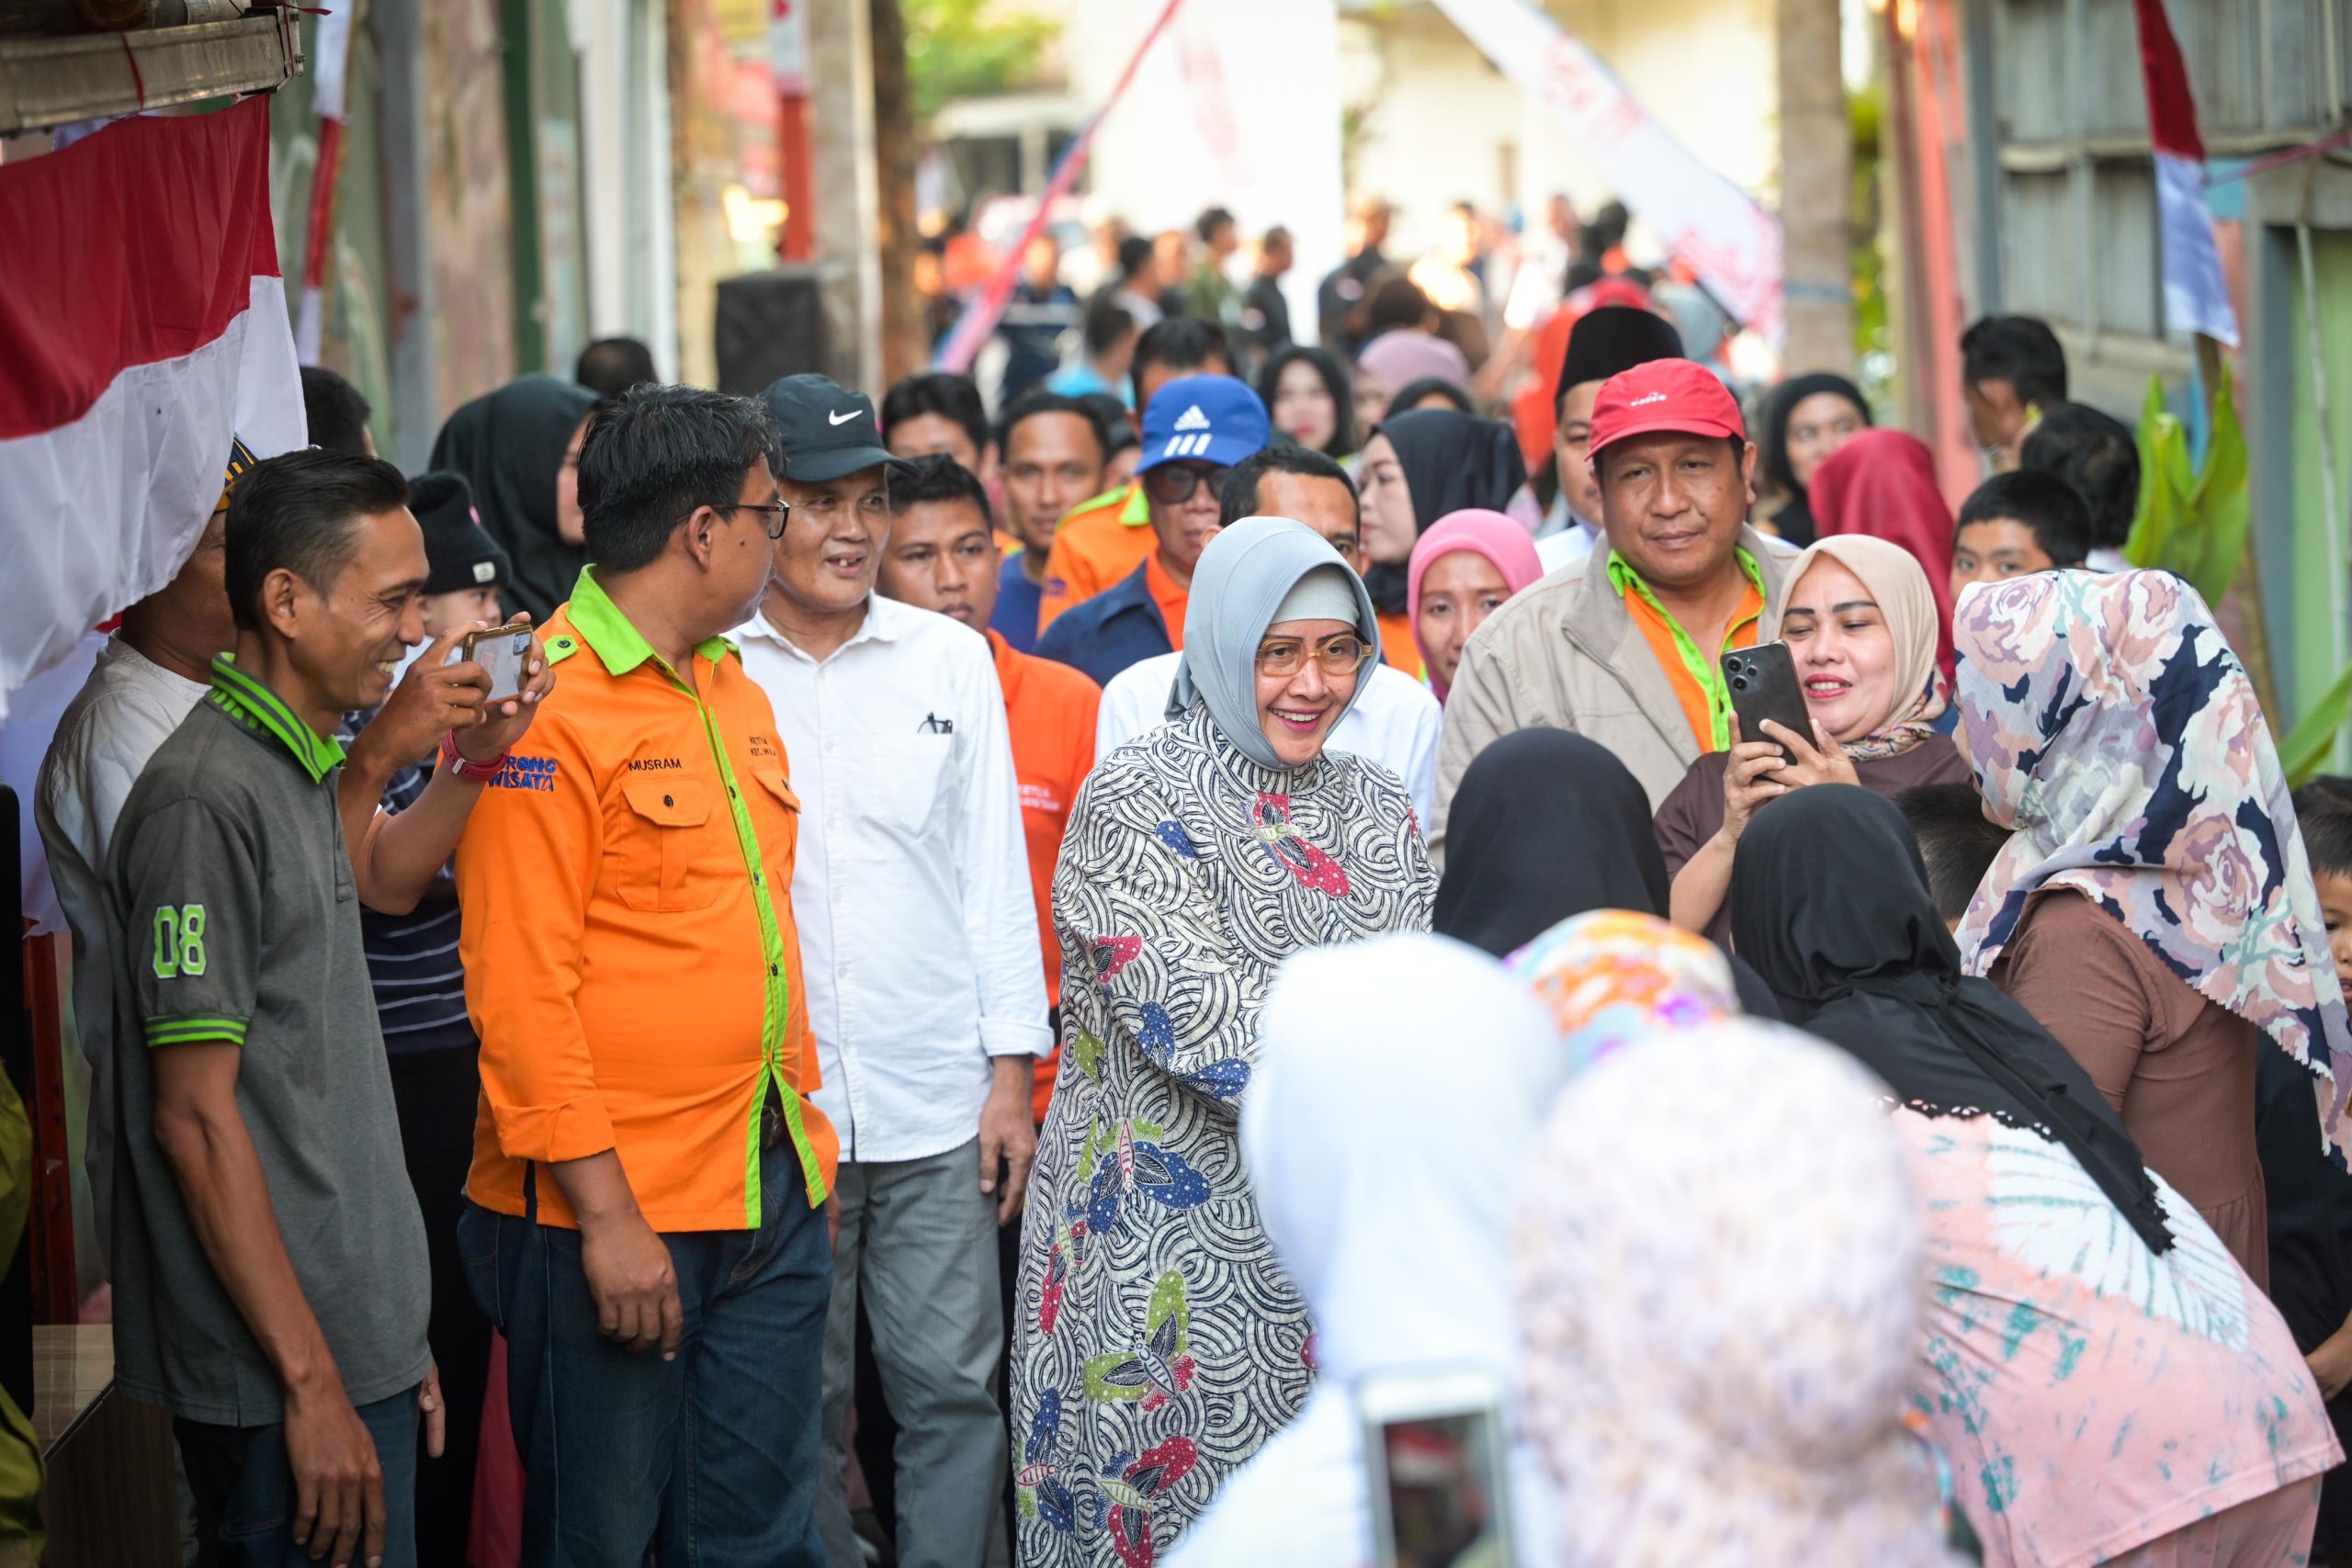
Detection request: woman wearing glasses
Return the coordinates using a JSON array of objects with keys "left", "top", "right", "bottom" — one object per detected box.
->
[{"left": 1009, "top": 518, "right": 1437, "bottom": 1568}]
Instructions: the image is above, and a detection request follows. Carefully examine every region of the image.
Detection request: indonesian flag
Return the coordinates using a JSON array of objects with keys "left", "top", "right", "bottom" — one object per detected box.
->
[
  {"left": 2132, "top": 0, "right": 2240, "bottom": 346},
  {"left": 0, "top": 96, "right": 304, "bottom": 718}
]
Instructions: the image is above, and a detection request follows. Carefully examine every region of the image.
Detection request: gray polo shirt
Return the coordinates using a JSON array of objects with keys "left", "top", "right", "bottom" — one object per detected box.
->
[{"left": 105, "top": 654, "right": 429, "bottom": 1426}]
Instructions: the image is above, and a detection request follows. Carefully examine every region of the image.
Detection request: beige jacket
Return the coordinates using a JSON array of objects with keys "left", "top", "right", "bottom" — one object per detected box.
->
[{"left": 1431, "top": 526, "right": 1796, "bottom": 861}]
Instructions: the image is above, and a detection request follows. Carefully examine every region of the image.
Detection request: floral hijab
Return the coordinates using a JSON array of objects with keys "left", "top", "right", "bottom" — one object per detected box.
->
[
  {"left": 1508, "top": 910, "right": 1738, "bottom": 1077},
  {"left": 1953, "top": 570, "right": 2352, "bottom": 1145},
  {"left": 1761, "top": 534, "right": 1947, "bottom": 763}
]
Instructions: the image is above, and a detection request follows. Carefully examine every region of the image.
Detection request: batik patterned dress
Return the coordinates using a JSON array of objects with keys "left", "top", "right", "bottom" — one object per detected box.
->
[{"left": 1010, "top": 704, "right": 1435, "bottom": 1568}]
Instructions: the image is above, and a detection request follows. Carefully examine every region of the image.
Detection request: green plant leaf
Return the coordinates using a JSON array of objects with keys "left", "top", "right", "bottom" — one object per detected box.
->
[
  {"left": 2281, "top": 660, "right": 2352, "bottom": 786},
  {"left": 2181, "top": 370, "right": 2251, "bottom": 607},
  {"left": 2126, "top": 414, "right": 2190, "bottom": 573}
]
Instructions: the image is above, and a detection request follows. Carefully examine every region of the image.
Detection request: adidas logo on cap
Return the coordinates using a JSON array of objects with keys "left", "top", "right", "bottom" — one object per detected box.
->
[{"left": 1172, "top": 404, "right": 1212, "bottom": 432}]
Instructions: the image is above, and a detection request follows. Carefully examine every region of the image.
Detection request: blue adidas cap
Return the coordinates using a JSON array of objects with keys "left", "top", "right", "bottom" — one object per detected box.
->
[{"left": 1134, "top": 374, "right": 1270, "bottom": 474}]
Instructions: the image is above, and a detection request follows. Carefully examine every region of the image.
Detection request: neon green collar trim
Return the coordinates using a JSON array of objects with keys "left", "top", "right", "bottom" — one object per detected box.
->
[
  {"left": 1118, "top": 482, "right": 1150, "bottom": 526},
  {"left": 1603, "top": 546, "right": 1766, "bottom": 604},
  {"left": 209, "top": 655, "right": 345, "bottom": 784},
  {"left": 564, "top": 566, "right": 737, "bottom": 678},
  {"left": 1602, "top": 547, "right": 1768, "bottom": 750}
]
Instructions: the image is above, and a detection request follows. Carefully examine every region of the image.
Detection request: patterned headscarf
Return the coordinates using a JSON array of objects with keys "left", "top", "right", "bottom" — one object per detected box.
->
[
  {"left": 1761, "top": 534, "right": 1948, "bottom": 762},
  {"left": 1514, "top": 1023, "right": 1962, "bottom": 1568},
  {"left": 1508, "top": 910, "right": 1737, "bottom": 1077},
  {"left": 1953, "top": 570, "right": 2352, "bottom": 1145}
]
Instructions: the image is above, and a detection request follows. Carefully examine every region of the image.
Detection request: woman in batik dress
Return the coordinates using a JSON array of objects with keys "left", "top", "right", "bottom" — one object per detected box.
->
[{"left": 1009, "top": 518, "right": 1436, "bottom": 1568}]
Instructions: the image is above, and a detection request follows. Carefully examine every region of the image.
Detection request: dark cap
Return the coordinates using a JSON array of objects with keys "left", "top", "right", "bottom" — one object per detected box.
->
[
  {"left": 407, "top": 469, "right": 511, "bottom": 595},
  {"left": 1558, "top": 305, "right": 1685, "bottom": 395},
  {"left": 761, "top": 373, "right": 918, "bottom": 485}
]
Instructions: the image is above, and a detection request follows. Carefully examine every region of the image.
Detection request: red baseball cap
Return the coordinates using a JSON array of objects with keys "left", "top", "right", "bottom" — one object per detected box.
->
[{"left": 1587, "top": 359, "right": 1747, "bottom": 458}]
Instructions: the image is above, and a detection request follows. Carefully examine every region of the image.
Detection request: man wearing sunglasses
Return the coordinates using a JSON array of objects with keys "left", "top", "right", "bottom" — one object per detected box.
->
[{"left": 1034, "top": 373, "right": 1270, "bottom": 686}]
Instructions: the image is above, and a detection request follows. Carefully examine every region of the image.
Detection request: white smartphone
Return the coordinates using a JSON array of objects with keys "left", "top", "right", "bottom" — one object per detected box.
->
[
  {"left": 458, "top": 620, "right": 533, "bottom": 704},
  {"left": 1357, "top": 1368, "right": 1517, "bottom": 1568}
]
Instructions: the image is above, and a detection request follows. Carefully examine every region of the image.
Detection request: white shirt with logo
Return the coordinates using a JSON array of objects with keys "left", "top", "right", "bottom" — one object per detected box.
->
[{"left": 735, "top": 596, "right": 1049, "bottom": 1165}]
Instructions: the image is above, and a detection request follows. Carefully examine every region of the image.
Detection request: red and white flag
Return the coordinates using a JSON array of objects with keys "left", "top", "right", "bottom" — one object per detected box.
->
[
  {"left": 2132, "top": 0, "right": 2239, "bottom": 346},
  {"left": 0, "top": 96, "right": 304, "bottom": 717}
]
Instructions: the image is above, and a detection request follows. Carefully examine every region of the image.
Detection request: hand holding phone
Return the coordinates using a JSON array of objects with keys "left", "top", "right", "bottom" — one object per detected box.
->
[
  {"left": 1720, "top": 643, "right": 1813, "bottom": 768},
  {"left": 458, "top": 620, "right": 535, "bottom": 705},
  {"left": 1358, "top": 1369, "right": 1516, "bottom": 1568}
]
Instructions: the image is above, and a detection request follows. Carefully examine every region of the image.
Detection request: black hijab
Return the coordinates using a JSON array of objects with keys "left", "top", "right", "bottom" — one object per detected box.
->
[
  {"left": 1728, "top": 784, "right": 2173, "bottom": 1254},
  {"left": 429, "top": 375, "right": 599, "bottom": 622},
  {"left": 1757, "top": 372, "right": 1870, "bottom": 549},
  {"left": 1364, "top": 409, "right": 1527, "bottom": 615},
  {"left": 1434, "top": 728, "right": 1780, "bottom": 1019},
  {"left": 1256, "top": 345, "right": 1357, "bottom": 459}
]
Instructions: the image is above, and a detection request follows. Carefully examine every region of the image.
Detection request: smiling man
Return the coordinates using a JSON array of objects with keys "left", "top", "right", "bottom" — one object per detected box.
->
[
  {"left": 736, "top": 377, "right": 1048, "bottom": 1568},
  {"left": 1433, "top": 359, "right": 1795, "bottom": 854},
  {"left": 103, "top": 450, "right": 485, "bottom": 1568}
]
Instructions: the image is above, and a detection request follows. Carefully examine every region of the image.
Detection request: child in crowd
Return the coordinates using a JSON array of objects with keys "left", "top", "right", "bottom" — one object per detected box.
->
[{"left": 1949, "top": 469, "right": 2091, "bottom": 603}]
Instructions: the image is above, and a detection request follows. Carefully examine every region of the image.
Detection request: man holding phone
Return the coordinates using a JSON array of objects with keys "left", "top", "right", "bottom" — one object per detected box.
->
[
  {"left": 454, "top": 385, "right": 839, "bottom": 1565},
  {"left": 1433, "top": 359, "right": 1795, "bottom": 843}
]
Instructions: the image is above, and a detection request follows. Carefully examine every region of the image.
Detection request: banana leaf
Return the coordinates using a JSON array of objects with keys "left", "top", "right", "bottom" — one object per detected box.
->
[
  {"left": 2185, "top": 372, "right": 2251, "bottom": 609},
  {"left": 2281, "top": 660, "right": 2352, "bottom": 787}
]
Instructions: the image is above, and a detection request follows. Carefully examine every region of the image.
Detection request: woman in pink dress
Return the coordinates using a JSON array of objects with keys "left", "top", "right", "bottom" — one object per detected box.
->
[{"left": 1732, "top": 784, "right": 2338, "bottom": 1567}]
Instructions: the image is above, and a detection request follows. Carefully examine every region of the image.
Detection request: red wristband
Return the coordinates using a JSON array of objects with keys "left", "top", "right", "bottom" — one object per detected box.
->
[{"left": 440, "top": 731, "right": 509, "bottom": 784}]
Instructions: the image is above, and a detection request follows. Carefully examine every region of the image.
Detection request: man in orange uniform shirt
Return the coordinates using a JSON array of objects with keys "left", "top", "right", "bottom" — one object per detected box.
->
[
  {"left": 1033, "top": 317, "right": 1235, "bottom": 634},
  {"left": 454, "top": 386, "right": 837, "bottom": 1566}
]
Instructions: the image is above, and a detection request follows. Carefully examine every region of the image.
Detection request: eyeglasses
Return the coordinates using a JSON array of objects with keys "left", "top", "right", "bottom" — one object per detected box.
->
[
  {"left": 715, "top": 500, "right": 793, "bottom": 539},
  {"left": 1141, "top": 462, "right": 1230, "bottom": 507},
  {"left": 1255, "top": 634, "right": 1374, "bottom": 678}
]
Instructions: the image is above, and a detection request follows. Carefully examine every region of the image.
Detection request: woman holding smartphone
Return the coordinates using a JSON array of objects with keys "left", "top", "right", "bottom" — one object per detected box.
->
[{"left": 1655, "top": 535, "right": 1969, "bottom": 943}]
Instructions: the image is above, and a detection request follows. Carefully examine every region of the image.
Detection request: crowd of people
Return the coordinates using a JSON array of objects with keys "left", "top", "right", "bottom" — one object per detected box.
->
[{"left": 23, "top": 186, "right": 2352, "bottom": 1568}]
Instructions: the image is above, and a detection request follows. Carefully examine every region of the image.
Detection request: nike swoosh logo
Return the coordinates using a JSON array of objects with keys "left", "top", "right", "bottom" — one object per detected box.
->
[{"left": 829, "top": 409, "right": 859, "bottom": 426}]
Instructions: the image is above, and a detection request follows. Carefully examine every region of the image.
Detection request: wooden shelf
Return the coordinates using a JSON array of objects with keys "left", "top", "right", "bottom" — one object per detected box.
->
[{"left": 0, "top": 13, "right": 298, "bottom": 134}]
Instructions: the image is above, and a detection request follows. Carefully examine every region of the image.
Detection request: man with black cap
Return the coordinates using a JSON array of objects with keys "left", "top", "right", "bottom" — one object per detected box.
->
[
  {"left": 737, "top": 374, "right": 1048, "bottom": 1568},
  {"left": 1535, "top": 303, "right": 1686, "bottom": 573},
  {"left": 1434, "top": 359, "right": 1796, "bottom": 854}
]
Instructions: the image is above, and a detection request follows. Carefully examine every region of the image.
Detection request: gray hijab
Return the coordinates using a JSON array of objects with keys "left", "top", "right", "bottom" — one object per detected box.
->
[{"left": 1167, "top": 515, "right": 1382, "bottom": 771}]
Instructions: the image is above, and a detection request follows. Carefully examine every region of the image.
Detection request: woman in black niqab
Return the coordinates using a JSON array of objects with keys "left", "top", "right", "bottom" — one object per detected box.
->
[
  {"left": 1727, "top": 783, "right": 2173, "bottom": 1255},
  {"left": 1433, "top": 728, "right": 1779, "bottom": 1019},
  {"left": 429, "top": 375, "right": 599, "bottom": 623}
]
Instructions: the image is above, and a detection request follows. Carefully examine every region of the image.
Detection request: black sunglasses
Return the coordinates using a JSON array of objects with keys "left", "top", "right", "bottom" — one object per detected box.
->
[{"left": 1141, "top": 462, "right": 1229, "bottom": 507}]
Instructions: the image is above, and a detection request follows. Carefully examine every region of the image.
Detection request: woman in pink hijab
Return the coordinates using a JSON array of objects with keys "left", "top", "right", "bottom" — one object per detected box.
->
[
  {"left": 1407, "top": 509, "right": 1544, "bottom": 702},
  {"left": 1808, "top": 429, "right": 1958, "bottom": 675}
]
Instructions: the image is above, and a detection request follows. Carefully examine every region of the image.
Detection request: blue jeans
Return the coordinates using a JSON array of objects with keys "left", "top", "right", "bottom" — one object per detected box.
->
[
  {"left": 458, "top": 1143, "right": 832, "bottom": 1568},
  {"left": 174, "top": 1385, "right": 422, "bottom": 1568}
]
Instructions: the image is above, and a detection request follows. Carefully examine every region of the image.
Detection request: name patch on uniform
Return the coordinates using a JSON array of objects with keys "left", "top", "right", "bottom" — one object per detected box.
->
[
  {"left": 627, "top": 757, "right": 683, "bottom": 772},
  {"left": 491, "top": 755, "right": 559, "bottom": 792},
  {"left": 1019, "top": 784, "right": 1061, "bottom": 816}
]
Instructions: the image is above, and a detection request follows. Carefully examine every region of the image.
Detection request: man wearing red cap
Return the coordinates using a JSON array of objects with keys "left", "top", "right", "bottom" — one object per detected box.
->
[{"left": 1432, "top": 359, "right": 1796, "bottom": 853}]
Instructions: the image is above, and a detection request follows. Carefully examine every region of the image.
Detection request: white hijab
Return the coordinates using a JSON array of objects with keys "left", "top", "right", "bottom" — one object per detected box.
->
[{"left": 1167, "top": 933, "right": 1567, "bottom": 1568}]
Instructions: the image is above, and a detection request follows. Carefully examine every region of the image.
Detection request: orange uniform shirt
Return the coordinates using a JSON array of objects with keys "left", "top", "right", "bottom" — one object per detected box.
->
[
  {"left": 1376, "top": 609, "right": 1423, "bottom": 678},
  {"left": 1145, "top": 552, "right": 1190, "bottom": 651},
  {"left": 457, "top": 569, "right": 837, "bottom": 1231},
  {"left": 1608, "top": 548, "right": 1766, "bottom": 752},
  {"left": 1035, "top": 483, "right": 1154, "bottom": 635},
  {"left": 989, "top": 629, "right": 1102, "bottom": 1123}
]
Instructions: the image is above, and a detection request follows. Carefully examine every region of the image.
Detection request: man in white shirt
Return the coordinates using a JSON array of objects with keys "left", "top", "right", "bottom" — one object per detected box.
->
[
  {"left": 1095, "top": 446, "right": 1442, "bottom": 823},
  {"left": 740, "top": 374, "right": 1048, "bottom": 1568}
]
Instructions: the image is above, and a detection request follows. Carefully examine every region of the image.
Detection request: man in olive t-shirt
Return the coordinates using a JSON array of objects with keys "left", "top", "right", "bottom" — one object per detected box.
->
[{"left": 105, "top": 450, "right": 542, "bottom": 1568}]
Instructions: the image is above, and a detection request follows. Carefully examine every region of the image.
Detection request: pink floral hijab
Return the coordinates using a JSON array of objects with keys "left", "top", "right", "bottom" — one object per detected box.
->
[{"left": 1951, "top": 570, "right": 2352, "bottom": 1145}]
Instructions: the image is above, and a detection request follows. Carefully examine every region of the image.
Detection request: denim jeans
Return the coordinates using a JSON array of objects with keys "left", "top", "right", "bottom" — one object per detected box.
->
[
  {"left": 174, "top": 1385, "right": 422, "bottom": 1568},
  {"left": 458, "top": 1142, "right": 832, "bottom": 1568}
]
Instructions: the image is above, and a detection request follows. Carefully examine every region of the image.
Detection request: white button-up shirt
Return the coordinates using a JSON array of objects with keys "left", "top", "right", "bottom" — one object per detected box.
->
[
  {"left": 736, "top": 596, "right": 1050, "bottom": 1165},
  {"left": 1093, "top": 650, "right": 1442, "bottom": 825}
]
